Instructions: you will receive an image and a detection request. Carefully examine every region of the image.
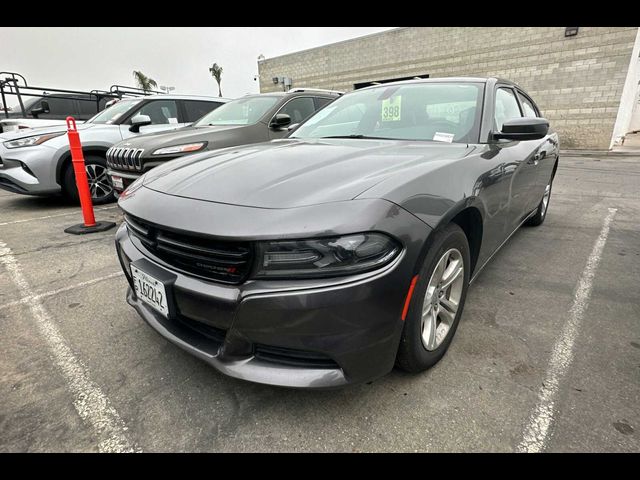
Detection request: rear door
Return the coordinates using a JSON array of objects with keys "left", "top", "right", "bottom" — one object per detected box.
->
[
  {"left": 314, "top": 96, "right": 335, "bottom": 110},
  {"left": 181, "top": 99, "right": 224, "bottom": 124},
  {"left": 75, "top": 95, "right": 102, "bottom": 120}
]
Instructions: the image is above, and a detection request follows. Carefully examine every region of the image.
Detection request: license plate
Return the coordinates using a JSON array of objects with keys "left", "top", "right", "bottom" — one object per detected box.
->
[
  {"left": 131, "top": 264, "right": 169, "bottom": 317},
  {"left": 112, "top": 175, "right": 124, "bottom": 190}
]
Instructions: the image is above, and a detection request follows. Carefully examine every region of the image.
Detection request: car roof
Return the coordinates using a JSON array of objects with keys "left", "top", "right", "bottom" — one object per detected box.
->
[
  {"left": 355, "top": 76, "right": 522, "bottom": 91},
  {"left": 132, "top": 94, "right": 232, "bottom": 102},
  {"left": 241, "top": 90, "right": 341, "bottom": 100}
]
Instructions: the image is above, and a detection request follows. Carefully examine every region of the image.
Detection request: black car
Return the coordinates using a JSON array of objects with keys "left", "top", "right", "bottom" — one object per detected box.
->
[
  {"left": 115, "top": 77, "right": 559, "bottom": 388},
  {"left": 106, "top": 89, "right": 342, "bottom": 194}
]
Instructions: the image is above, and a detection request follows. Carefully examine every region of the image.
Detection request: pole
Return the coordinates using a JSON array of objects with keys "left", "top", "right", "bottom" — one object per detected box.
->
[{"left": 64, "top": 116, "right": 116, "bottom": 235}]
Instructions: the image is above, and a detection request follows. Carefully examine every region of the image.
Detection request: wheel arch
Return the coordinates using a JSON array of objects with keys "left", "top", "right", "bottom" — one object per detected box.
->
[
  {"left": 55, "top": 146, "right": 110, "bottom": 187},
  {"left": 413, "top": 197, "right": 485, "bottom": 278}
]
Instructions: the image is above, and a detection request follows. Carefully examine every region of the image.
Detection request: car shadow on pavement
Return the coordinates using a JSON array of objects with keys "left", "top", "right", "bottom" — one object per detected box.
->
[{"left": 1, "top": 192, "right": 115, "bottom": 215}]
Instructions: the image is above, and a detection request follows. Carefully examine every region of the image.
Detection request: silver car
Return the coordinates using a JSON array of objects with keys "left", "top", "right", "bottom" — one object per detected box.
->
[{"left": 0, "top": 94, "right": 229, "bottom": 204}]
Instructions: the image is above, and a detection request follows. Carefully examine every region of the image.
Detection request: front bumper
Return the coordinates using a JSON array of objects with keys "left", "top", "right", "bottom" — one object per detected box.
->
[
  {"left": 107, "top": 169, "right": 141, "bottom": 193},
  {"left": 0, "top": 144, "right": 61, "bottom": 195},
  {"left": 115, "top": 202, "right": 431, "bottom": 388}
]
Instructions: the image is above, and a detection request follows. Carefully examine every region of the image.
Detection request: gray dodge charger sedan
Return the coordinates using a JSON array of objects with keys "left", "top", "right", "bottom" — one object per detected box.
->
[{"left": 115, "top": 77, "right": 559, "bottom": 388}]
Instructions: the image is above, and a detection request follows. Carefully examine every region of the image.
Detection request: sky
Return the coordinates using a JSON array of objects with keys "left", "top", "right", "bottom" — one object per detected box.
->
[{"left": 0, "top": 27, "right": 395, "bottom": 102}]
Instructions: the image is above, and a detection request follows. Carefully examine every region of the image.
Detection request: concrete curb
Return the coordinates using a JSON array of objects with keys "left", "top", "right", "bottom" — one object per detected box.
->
[{"left": 560, "top": 149, "right": 640, "bottom": 157}]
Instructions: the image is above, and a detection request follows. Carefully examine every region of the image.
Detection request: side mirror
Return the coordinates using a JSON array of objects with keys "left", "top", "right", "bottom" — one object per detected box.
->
[
  {"left": 270, "top": 113, "right": 291, "bottom": 130},
  {"left": 493, "top": 117, "right": 549, "bottom": 141},
  {"left": 287, "top": 123, "right": 300, "bottom": 132},
  {"left": 30, "top": 100, "right": 50, "bottom": 118},
  {"left": 129, "top": 114, "right": 152, "bottom": 133}
]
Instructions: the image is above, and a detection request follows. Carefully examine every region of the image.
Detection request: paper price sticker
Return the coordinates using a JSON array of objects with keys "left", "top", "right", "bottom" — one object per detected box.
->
[
  {"left": 381, "top": 96, "right": 401, "bottom": 122},
  {"left": 433, "top": 132, "right": 455, "bottom": 143}
]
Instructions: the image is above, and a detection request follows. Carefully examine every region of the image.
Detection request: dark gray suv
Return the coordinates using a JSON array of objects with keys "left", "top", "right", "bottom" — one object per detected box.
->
[{"left": 106, "top": 89, "right": 342, "bottom": 194}]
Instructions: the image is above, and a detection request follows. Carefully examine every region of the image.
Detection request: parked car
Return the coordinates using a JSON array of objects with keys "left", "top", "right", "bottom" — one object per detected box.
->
[
  {"left": 106, "top": 88, "right": 342, "bottom": 194},
  {"left": 115, "top": 77, "right": 559, "bottom": 388},
  {"left": 0, "top": 94, "right": 229, "bottom": 204},
  {"left": 0, "top": 93, "right": 111, "bottom": 133}
]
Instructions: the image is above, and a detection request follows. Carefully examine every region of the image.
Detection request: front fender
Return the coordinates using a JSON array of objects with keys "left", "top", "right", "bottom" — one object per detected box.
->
[{"left": 53, "top": 142, "right": 112, "bottom": 186}]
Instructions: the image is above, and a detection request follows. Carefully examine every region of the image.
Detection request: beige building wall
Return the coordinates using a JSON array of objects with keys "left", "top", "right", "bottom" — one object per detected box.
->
[{"left": 258, "top": 27, "right": 639, "bottom": 149}]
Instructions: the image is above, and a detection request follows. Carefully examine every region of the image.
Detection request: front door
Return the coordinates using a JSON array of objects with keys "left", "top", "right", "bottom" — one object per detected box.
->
[
  {"left": 493, "top": 87, "right": 540, "bottom": 230},
  {"left": 268, "top": 97, "right": 317, "bottom": 140},
  {"left": 120, "top": 99, "right": 188, "bottom": 140}
]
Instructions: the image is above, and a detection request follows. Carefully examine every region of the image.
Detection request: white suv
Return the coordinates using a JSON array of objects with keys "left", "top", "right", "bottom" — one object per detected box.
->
[{"left": 0, "top": 94, "right": 229, "bottom": 203}]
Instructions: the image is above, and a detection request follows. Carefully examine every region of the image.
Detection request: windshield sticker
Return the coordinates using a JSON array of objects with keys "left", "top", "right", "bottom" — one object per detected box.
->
[
  {"left": 168, "top": 117, "right": 178, "bottom": 124},
  {"left": 433, "top": 132, "right": 455, "bottom": 143},
  {"left": 381, "top": 96, "right": 401, "bottom": 122}
]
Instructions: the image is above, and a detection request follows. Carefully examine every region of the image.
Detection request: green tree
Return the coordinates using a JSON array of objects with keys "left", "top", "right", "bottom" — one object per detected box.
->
[
  {"left": 209, "top": 63, "right": 223, "bottom": 97},
  {"left": 132, "top": 70, "right": 158, "bottom": 92}
]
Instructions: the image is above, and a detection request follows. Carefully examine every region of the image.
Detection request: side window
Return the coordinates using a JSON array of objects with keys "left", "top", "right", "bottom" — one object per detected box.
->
[
  {"left": 132, "top": 100, "right": 179, "bottom": 125},
  {"left": 494, "top": 87, "right": 522, "bottom": 131},
  {"left": 183, "top": 100, "right": 221, "bottom": 122},
  {"left": 77, "top": 97, "right": 101, "bottom": 118},
  {"left": 314, "top": 97, "right": 334, "bottom": 110},
  {"left": 40, "top": 96, "right": 77, "bottom": 118},
  {"left": 517, "top": 92, "right": 539, "bottom": 118},
  {"left": 277, "top": 97, "right": 316, "bottom": 124}
]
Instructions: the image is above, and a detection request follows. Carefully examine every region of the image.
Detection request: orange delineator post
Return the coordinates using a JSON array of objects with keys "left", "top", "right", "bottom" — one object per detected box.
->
[{"left": 66, "top": 116, "right": 96, "bottom": 227}]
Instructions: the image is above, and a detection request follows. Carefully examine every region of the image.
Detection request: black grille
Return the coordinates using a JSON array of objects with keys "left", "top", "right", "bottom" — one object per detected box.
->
[
  {"left": 124, "top": 214, "right": 253, "bottom": 284},
  {"left": 106, "top": 146, "right": 144, "bottom": 171},
  {"left": 254, "top": 344, "right": 340, "bottom": 369},
  {"left": 176, "top": 315, "right": 226, "bottom": 344}
]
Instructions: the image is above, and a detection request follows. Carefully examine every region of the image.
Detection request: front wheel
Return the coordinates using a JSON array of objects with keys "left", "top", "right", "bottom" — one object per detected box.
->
[
  {"left": 396, "top": 223, "right": 470, "bottom": 373},
  {"left": 63, "top": 155, "right": 115, "bottom": 205}
]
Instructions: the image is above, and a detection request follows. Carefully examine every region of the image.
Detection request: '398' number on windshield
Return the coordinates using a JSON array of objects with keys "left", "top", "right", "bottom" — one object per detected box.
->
[{"left": 381, "top": 96, "right": 402, "bottom": 122}]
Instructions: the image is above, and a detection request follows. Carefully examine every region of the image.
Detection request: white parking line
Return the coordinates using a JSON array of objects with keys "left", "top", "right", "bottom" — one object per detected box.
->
[
  {"left": 516, "top": 207, "right": 617, "bottom": 453},
  {"left": 0, "top": 240, "right": 139, "bottom": 453},
  {"left": 0, "top": 271, "right": 124, "bottom": 311},
  {"left": 0, "top": 205, "right": 118, "bottom": 227}
]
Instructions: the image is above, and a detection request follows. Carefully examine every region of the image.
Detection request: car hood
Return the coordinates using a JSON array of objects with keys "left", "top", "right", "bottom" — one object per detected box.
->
[
  {"left": 142, "top": 138, "right": 474, "bottom": 209},
  {"left": 115, "top": 124, "right": 250, "bottom": 151},
  {"left": 0, "top": 122, "right": 95, "bottom": 141}
]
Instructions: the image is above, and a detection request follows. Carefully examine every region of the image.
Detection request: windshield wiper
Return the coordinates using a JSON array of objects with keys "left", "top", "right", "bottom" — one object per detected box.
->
[{"left": 319, "top": 134, "right": 400, "bottom": 140}]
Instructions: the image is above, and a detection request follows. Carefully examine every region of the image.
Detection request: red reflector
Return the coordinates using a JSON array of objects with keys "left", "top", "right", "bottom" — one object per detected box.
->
[{"left": 401, "top": 275, "right": 419, "bottom": 321}]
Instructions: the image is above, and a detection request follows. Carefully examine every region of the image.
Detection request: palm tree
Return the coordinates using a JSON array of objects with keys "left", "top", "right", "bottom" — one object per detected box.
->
[
  {"left": 209, "top": 63, "right": 223, "bottom": 97},
  {"left": 132, "top": 70, "right": 158, "bottom": 93}
]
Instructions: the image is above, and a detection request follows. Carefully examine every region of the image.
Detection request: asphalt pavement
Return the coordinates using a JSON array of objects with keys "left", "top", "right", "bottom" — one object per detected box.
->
[{"left": 0, "top": 154, "right": 638, "bottom": 452}]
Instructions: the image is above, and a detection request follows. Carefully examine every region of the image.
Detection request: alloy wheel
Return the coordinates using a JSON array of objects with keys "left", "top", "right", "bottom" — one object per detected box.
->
[
  {"left": 421, "top": 248, "right": 464, "bottom": 351},
  {"left": 541, "top": 183, "right": 551, "bottom": 216},
  {"left": 85, "top": 164, "right": 113, "bottom": 201}
]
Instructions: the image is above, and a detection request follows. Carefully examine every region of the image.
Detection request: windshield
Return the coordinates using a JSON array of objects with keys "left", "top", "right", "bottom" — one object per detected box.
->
[
  {"left": 194, "top": 96, "right": 279, "bottom": 126},
  {"left": 291, "top": 82, "right": 483, "bottom": 143},
  {"left": 87, "top": 99, "right": 142, "bottom": 124}
]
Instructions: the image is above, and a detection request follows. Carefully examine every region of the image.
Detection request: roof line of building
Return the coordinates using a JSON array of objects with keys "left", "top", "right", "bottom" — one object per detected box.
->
[{"left": 259, "top": 27, "right": 407, "bottom": 63}]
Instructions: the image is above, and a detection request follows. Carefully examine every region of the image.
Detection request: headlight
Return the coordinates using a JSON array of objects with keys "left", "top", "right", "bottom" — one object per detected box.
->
[
  {"left": 3, "top": 132, "right": 65, "bottom": 149},
  {"left": 152, "top": 142, "right": 206, "bottom": 156},
  {"left": 255, "top": 232, "right": 401, "bottom": 279}
]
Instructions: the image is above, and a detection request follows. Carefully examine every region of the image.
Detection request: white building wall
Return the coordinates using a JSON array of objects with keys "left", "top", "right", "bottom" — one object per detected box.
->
[{"left": 610, "top": 28, "right": 640, "bottom": 147}]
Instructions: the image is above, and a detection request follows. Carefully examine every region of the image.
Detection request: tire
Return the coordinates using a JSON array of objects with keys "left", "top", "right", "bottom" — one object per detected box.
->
[
  {"left": 396, "top": 223, "right": 471, "bottom": 373},
  {"left": 63, "top": 155, "right": 115, "bottom": 205},
  {"left": 525, "top": 175, "right": 553, "bottom": 227}
]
